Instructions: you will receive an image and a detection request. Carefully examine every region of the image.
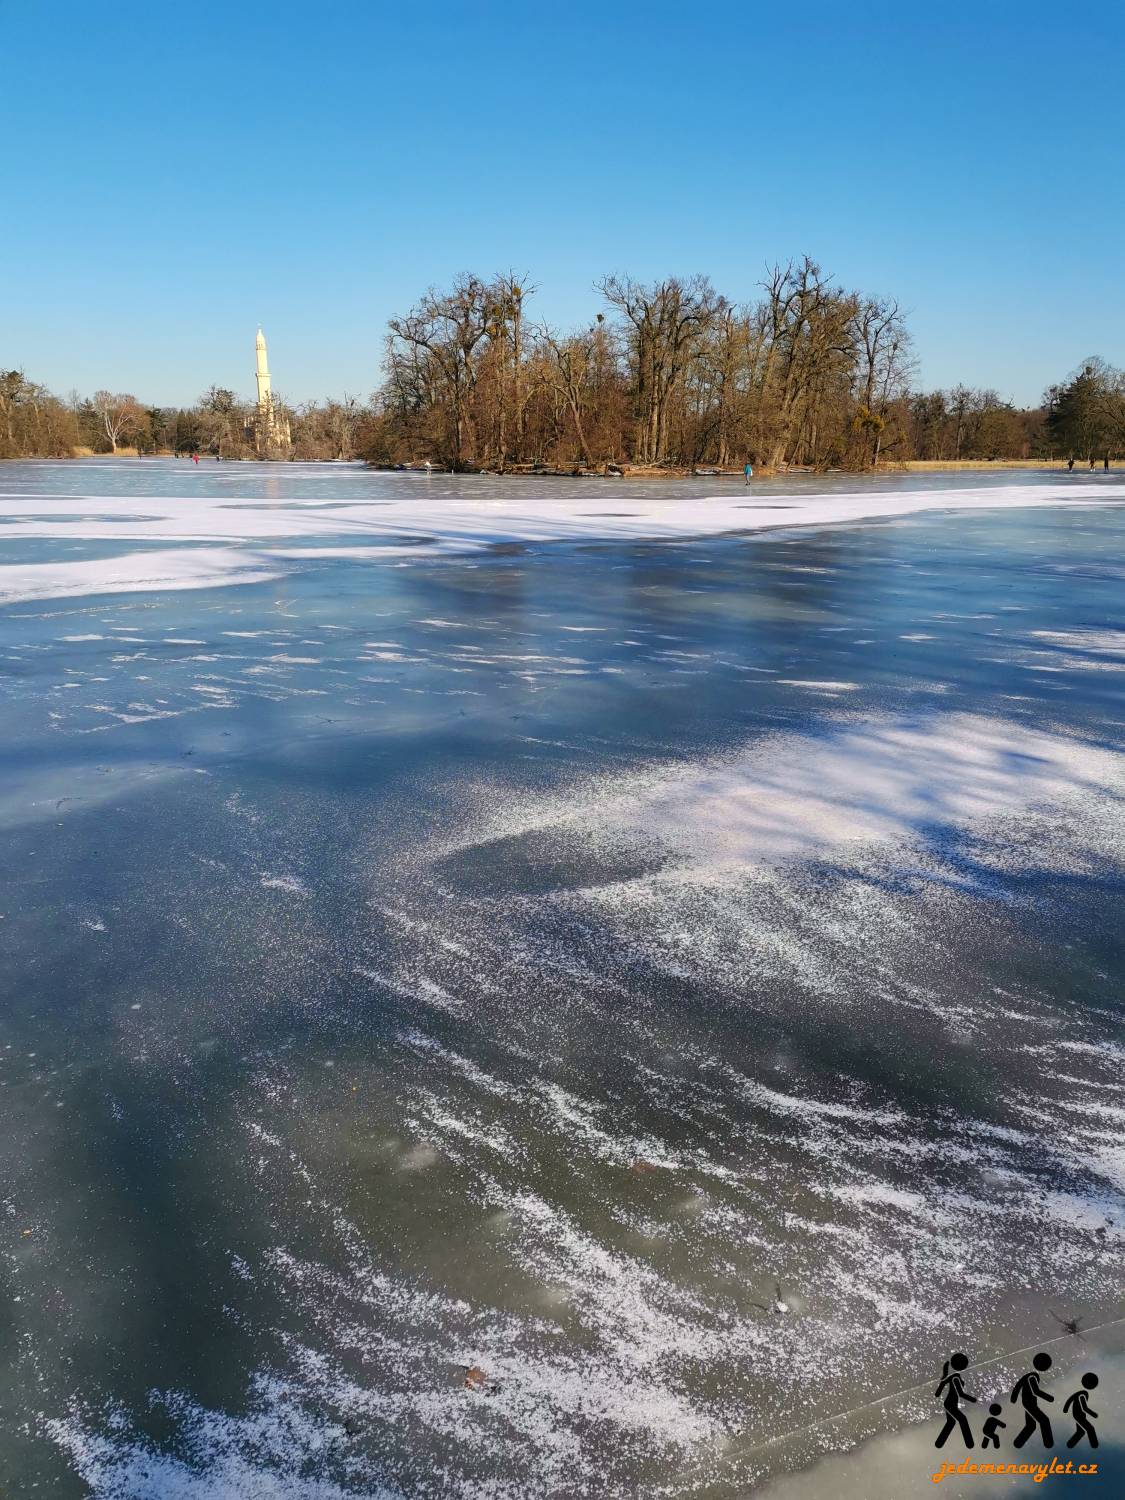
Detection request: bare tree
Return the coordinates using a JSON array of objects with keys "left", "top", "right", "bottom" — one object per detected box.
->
[
  {"left": 197, "top": 386, "right": 247, "bottom": 458},
  {"left": 0, "top": 369, "right": 26, "bottom": 451},
  {"left": 852, "top": 297, "right": 912, "bottom": 466},
  {"left": 93, "top": 391, "right": 144, "bottom": 453},
  {"left": 538, "top": 325, "right": 599, "bottom": 467},
  {"left": 387, "top": 276, "right": 493, "bottom": 469},
  {"left": 488, "top": 272, "right": 535, "bottom": 468},
  {"left": 597, "top": 275, "right": 726, "bottom": 464}
]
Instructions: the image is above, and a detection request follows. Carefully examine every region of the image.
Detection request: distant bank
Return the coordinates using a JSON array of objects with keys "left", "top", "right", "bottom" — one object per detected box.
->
[
  {"left": 902, "top": 458, "right": 1084, "bottom": 471},
  {"left": 364, "top": 458, "right": 1086, "bottom": 479},
  {"left": 6, "top": 452, "right": 1094, "bottom": 478}
]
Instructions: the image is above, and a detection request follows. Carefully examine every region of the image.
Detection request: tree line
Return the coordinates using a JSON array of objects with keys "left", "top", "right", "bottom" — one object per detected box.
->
[
  {"left": 0, "top": 377, "right": 379, "bottom": 462},
  {"left": 4, "top": 262, "right": 1125, "bottom": 469},
  {"left": 375, "top": 261, "right": 916, "bottom": 471}
]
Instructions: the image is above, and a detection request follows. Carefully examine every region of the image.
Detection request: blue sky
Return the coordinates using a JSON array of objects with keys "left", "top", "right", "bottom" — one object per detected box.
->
[{"left": 2, "top": 0, "right": 1121, "bottom": 407}]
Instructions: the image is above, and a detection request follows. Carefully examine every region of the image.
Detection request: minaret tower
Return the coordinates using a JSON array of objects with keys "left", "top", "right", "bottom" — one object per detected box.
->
[
  {"left": 255, "top": 327, "right": 273, "bottom": 416},
  {"left": 251, "top": 327, "right": 290, "bottom": 452}
]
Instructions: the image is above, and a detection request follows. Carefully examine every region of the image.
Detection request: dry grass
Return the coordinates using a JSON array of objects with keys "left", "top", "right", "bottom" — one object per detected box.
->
[
  {"left": 69, "top": 445, "right": 141, "bottom": 458},
  {"left": 900, "top": 459, "right": 1069, "bottom": 471}
]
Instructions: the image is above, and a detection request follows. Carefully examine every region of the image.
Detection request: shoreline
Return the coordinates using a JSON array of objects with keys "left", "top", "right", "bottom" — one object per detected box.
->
[
  {"left": 2, "top": 455, "right": 1094, "bottom": 479},
  {"left": 366, "top": 458, "right": 1084, "bottom": 479}
]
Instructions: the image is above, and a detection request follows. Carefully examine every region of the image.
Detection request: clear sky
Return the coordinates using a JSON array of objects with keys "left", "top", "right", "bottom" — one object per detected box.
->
[{"left": 2, "top": 0, "right": 1122, "bottom": 408}]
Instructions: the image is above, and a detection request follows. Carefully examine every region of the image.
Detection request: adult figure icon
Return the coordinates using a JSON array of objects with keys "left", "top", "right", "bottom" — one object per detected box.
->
[
  {"left": 1064, "top": 1374, "right": 1099, "bottom": 1449},
  {"left": 1012, "top": 1352, "right": 1054, "bottom": 1447},
  {"left": 934, "top": 1352, "right": 977, "bottom": 1448}
]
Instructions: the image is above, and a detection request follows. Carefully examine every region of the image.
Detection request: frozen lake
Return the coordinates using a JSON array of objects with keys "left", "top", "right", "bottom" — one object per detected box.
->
[{"left": 1, "top": 460, "right": 1124, "bottom": 1497}]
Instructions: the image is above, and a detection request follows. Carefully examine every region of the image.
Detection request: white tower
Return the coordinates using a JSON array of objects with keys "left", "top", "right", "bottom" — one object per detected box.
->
[
  {"left": 255, "top": 327, "right": 273, "bottom": 414},
  {"left": 252, "top": 328, "right": 289, "bottom": 451}
]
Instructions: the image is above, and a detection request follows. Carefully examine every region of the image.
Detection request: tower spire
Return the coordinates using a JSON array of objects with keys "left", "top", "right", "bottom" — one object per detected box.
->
[
  {"left": 255, "top": 327, "right": 271, "bottom": 411},
  {"left": 250, "top": 327, "right": 290, "bottom": 454}
]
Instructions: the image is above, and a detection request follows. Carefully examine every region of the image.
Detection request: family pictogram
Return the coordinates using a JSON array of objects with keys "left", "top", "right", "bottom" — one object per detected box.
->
[{"left": 934, "top": 1352, "right": 1102, "bottom": 1450}]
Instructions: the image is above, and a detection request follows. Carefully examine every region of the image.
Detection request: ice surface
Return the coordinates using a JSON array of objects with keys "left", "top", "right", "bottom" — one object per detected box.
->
[
  {"left": 437, "top": 711, "right": 1125, "bottom": 877},
  {"left": 0, "top": 462, "right": 1123, "bottom": 601},
  {"left": 0, "top": 546, "right": 282, "bottom": 604},
  {"left": 1, "top": 463, "right": 1123, "bottom": 1498}
]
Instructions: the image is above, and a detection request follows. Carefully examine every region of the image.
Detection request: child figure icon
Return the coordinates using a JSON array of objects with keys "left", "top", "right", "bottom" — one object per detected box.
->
[
  {"left": 981, "top": 1403, "right": 1006, "bottom": 1449},
  {"left": 1064, "top": 1374, "right": 1099, "bottom": 1449},
  {"left": 934, "top": 1353, "right": 977, "bottom": 1448}
]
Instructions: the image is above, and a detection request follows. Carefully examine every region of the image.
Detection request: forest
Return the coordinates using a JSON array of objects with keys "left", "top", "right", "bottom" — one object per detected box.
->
[{"left": 3, "top": 262, "right": 1123, "bottom": 470}]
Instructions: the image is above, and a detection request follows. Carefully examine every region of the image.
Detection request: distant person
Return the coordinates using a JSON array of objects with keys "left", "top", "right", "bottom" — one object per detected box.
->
[
  {"left": 1089, "top": 457, "right": 1095, "bottom": 470},
  {"left": 934, "top": 1353, "right": 977, "bottom": 1448},
  {"left": 1012, "top": 1352, "right": 1054, "bottom": 1448},
  {"left": 744, "top": 462, "right": 754, "bottom": 485},
  {"left": 1063, "top": 1374, "right": 1099, "bottom": 1449},
  {"left": 1067, "top": 458, "right": 1075, "bottom": 471},
  {"left": 192, "top": 452, "right": 199, "bottom": 465},
  {"left": 981, "top": 1403, "right": 1006, "bottom": 1449},
  {"left": 1104, "top": 456, "right": 1110, "bottom": 471}
]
